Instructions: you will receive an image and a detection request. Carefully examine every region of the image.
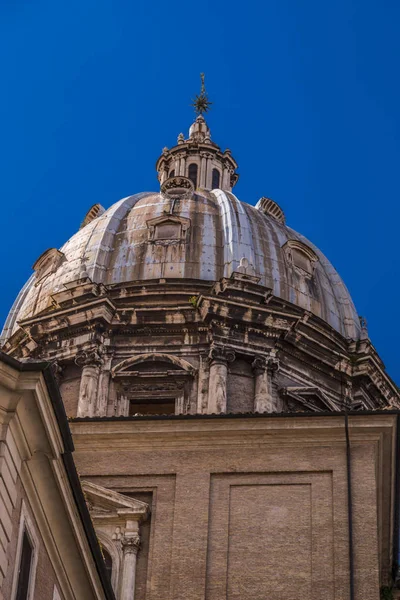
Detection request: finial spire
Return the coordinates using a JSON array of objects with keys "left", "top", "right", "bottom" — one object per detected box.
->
[{"left": 191, "top": 73, "right": 212, "bottom": 115}]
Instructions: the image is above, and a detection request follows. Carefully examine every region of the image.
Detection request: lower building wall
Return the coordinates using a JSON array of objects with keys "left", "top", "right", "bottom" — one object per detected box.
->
[
  {"left": 0, "top": 360, "right": 111, "bottom": 600},
  {"left": 0, "top": 459, "right": 61, "bottom": 600},
  {"left": 71, "top": 414, "right": 394, "bottom": 600}
]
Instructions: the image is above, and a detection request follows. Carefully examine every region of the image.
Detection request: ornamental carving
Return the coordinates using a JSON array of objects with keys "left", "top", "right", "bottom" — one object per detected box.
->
[
  {"left": 147, "top": 214, "right": 191, "bottom": 243},
  {"left": 121, "top": 534, "right": 141, "bottom": 555},
  {"left": 208, "top": 345, "right": 235, "bottom": 364},
  {"left": 252, "top": 357, "right": 267, "bottom": 373},
  {"left": 124, "top": 382, "right": 186, "bottom": 392},
  {"left": 51, "top": 360, "right": 64, "bottom": 384},
  {"left": 160, "top": 176, "right": 194, "bottom": 200},
  {"left": 112, "top": 526, "right": 123, "bottom": 542},
  {"left": 252, "top": 354, "right": 279, "bottom": 374},
  {"left": 75, "top": 347, "right": 104, "bottom": 368}
]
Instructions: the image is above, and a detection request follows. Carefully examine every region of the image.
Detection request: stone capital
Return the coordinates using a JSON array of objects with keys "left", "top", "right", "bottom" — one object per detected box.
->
[
  {"left": 121, "top": 534, "right": 140, "bottom": 556},
  {"left": 252, "top": 354, "right": 279, "bottom": 375},
  {"left": 208, "top": 346, "right": 235, "bottom": 365},
  {"left": 75, "top": 347, "right": 104, "bottom": 368},
  {"left": 252, "top": 357, "right": 268, "bottom": 374},
  {"left": 267, "top": 355, "right": 279, "bottom": 374}
]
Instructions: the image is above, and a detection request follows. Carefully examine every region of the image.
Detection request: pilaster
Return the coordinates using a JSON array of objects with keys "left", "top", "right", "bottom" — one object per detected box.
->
[
  {"left": 75, "top": 347, "right": 104, "bottom": 417},
  {"left": 207, "top": 346, "right": 235, "bottom": 413},
  {"left": 252, "top": 353, "right": 280, "bottom": 413}
]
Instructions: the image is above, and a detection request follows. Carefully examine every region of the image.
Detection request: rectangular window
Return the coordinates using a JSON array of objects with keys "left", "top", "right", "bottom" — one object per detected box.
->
[
  {"left": 11, "top": 502, "right": 38, "bottom": 600},
  {"left": 15, "top": 531, "right": 33, "bottom": 600},
  {"left": 129, "top": 398, "right": 175, "bottom": 415}
]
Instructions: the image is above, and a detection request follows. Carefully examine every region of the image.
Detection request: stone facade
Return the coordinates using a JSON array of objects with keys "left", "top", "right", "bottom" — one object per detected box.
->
[
  {"left": 1, "top": 114, "right": 398, "bottom": 416},
  {"left": 70, "top": 413, "right": 398, "bottom": 600},
  {"left": 1, "top": 110, "right": 400, "bottom": 598},
  {"left": 1, "top": 269, "right": 398, "bottom": 420}
]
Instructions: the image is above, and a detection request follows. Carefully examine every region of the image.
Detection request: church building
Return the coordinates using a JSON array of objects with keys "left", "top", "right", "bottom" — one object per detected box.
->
[{"left": 1, "top": 80, "right": 399, "bottom": 600}]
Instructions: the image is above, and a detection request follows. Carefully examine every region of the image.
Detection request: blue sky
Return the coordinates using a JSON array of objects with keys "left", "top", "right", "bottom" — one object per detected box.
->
[{"left": 1, "top": 0, "right": 399, "bottom": 382}]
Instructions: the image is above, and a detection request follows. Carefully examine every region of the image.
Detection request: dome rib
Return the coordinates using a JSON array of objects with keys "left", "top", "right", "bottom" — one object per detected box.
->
[
  {"left": 212, "top": 190, "right": 256, "bottom": 275},
  {"left": 84, "top": 193, "right": 153, "bottom": 283}
]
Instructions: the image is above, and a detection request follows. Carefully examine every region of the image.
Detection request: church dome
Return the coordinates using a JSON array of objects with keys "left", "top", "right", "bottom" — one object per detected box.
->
[
  {"left": 2, "top": 77, "right": 397, "bottom": 420},
  {"left": 1, "top": 185, "right": 360, "bottom": 342}
]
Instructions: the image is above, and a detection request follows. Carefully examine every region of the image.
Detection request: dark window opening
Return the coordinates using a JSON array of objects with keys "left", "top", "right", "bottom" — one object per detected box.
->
[
  {"left": 154, "top": 221, "right": 181, "bottom": 240},
  {"left": 103, "top": 548, "right": 113, "bottom": 582},
  {"left": 188, "top": 163, "right": 198, "bottom": 188},
  {"left": 169, "top": 169, "right": 175, "bottom": 178},
  {"left": 129, "top": 398, "right": 175, "bottom": 416},
  {"left": 212, "top": 169, "right": 220, "bottom": 189},
  {"left": 16, "top": 530, "right": 33, "bottom": 600}
]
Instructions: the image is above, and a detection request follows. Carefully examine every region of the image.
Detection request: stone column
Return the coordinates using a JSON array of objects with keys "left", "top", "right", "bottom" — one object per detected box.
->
[
  {"left": 120, "top": 525, "right": 140, "bottom": 600},
  {"left": 75, "top": 348, "right": 103, "bottom": 417},
  {"left": 197, "top": 355, "right": 209, "bottom": 414},
  {"left": 222, "top": 166, "right": 230, "bottom": 190},
  {"left": 252, "top": 354, "right": 280, "bottom": 413},
  {"left": 160, "top": 167, "right": 168, "bottom": 184},
  {"left": 97, "top": 354, "right": 113, "bottom": 417},
  {"left": 200, "top": 153, "right": 207, "bottom": 188},
  {"left": 205, "top": 156, "right": 212, "bottom": 189},
  {"left": 207, "top": 346, "right": 235, "bottom": 414},
  {"left": 179, "top": 154, "right": 186, "bottom": 176}
]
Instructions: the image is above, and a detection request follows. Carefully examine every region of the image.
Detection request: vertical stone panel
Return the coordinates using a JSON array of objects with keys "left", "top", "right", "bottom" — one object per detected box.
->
[
  {"left": 351, "top": 443, "right": 381, "bottom": 598},
  {"left": 169, "top": 473, "right": 210, "bottom": 600},
  {"left": 206, "top": 472, "right": 335, "bottom": 600},
  {"left": 207, "top": 347, "right": 235, "bottom": 414},
  {"left": 59, "top": 377, "right": 80, "bottom": 418},
  {"left": 227, "top": 359, "right": 254, "bottom": 413}
]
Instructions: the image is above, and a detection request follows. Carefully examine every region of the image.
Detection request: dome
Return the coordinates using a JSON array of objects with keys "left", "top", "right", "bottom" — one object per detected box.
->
[
  {"left": 1, "top": 187, "right": 361, "bottom": 342},
  {"left": 2, "top": 80, "right": 397, "bottom": 420}
]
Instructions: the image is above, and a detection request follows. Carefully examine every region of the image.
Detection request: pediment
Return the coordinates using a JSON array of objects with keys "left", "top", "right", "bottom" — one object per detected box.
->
[
  {"left": 281, "top": 386, "right": 340, "bottom": 412},
  {"left": 81, "top": 481, "right": 150, "bottom": 521},
  {"left": 147, "top": 214, "right": 191, "bottom": 242}
]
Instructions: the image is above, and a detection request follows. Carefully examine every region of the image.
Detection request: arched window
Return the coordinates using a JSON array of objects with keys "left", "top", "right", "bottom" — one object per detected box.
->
[
  {"left": 103, "top": 548, "right": 113, "bottom": 582},
  {"left": 169, "top": 169, "right": 175, "bottom": 178},
  {"left": 188, "top": 163, "right": 198, "bottom": 188},
  {"left": 212, "top": 169, "right": 220, "bottom": 189}
]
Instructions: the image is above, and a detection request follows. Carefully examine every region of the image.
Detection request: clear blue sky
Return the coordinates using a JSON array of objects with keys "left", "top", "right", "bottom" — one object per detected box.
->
[{"left": 1, "top": 0, "right": 399, "bottom": 383}]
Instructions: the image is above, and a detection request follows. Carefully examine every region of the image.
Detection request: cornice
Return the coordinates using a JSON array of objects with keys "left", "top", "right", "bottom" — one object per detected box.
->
[{"left": 69, "top": 413, "right": 397, "bottom": 452}]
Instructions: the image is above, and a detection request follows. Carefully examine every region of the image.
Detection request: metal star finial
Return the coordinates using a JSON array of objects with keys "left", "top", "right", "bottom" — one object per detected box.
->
[{"left": 191, "top": 73, "right": 212, "bottom": 115}]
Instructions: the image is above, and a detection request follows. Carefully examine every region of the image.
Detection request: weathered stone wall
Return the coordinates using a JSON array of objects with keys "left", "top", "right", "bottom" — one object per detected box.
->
[
  {"left": 3, "top": 273, "right": 398, "bottom": 416},
  {"left": 71, "top": 414, "right": 394, "bottom": 600},
  {"left": 226, "top": 359, "right": 254, "bottom": 413}
]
